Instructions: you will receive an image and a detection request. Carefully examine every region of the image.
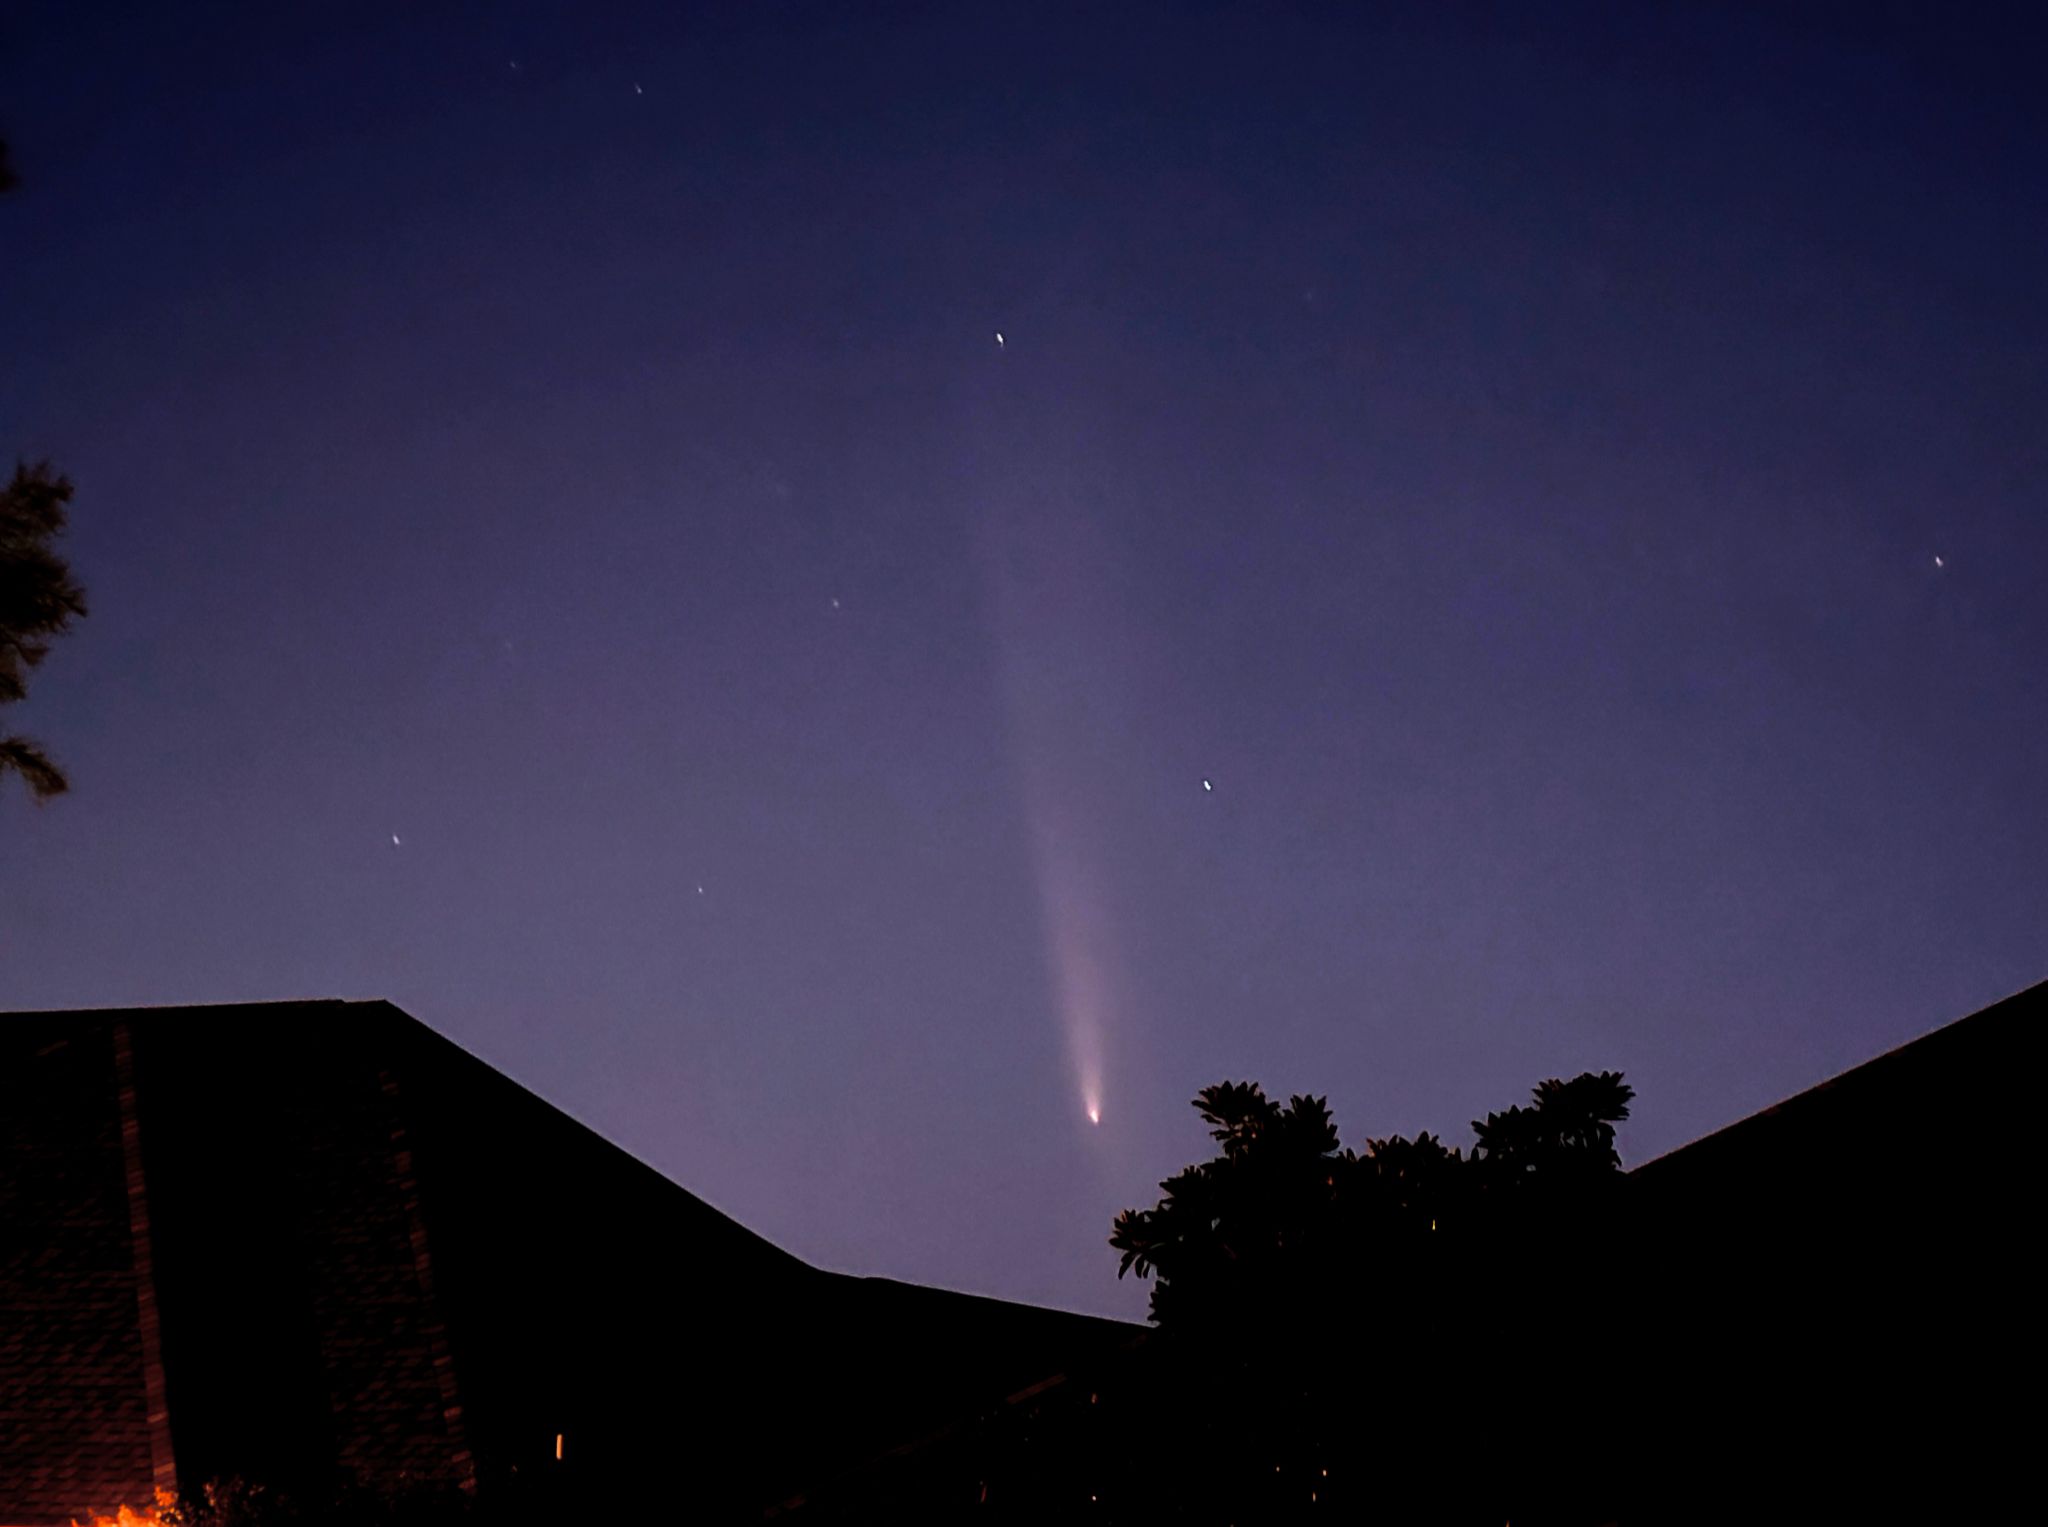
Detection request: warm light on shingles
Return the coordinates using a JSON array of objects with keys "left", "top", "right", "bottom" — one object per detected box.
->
[{"left": 71, "top": 1506, "right": 164, "bottom": 1527}]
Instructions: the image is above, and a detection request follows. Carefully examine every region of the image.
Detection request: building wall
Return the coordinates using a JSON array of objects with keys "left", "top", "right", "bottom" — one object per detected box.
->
[{"left": 0, "top": 1018, "right": 158, "bottom": 1525}]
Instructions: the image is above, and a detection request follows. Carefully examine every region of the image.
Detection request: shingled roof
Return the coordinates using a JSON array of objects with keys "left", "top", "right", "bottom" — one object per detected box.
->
[{"left": 0, "top": 1000, "right": 1133, "bottom": 1523}]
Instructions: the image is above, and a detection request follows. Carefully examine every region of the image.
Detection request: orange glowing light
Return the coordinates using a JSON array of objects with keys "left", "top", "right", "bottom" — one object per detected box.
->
[
  {"left": 71, "top": 1492, "right": 172, "bottom": 1527},
  {"left": 555, "top": 1432, "right": 564, "bottom": 1461}
]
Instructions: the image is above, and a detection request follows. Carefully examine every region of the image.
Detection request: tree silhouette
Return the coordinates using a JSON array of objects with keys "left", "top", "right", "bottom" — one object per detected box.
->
[
  {"left": 1112, "top": 1070, "right": 1632, "bottom": 1330},
  {"left": 1471, "top": 1070, "right": 1634, "bottom": 1195},
  {"left": 1098, "top": 1071, "right": 1635, "bottom": 1521},
  {"left": 1, "top": 462, "right": 89, "bottom": 798},
  {"left": 1, "top": 136, "right": 88, "bottom": 802}
]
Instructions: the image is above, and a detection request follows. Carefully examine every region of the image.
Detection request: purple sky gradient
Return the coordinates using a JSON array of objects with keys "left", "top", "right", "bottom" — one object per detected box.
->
[{"left": 4, "top": 2, "right": 2045, "bottom": 1318}]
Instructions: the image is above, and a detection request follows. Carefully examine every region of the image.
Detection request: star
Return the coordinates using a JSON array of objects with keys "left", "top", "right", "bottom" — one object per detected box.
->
[
  {"left": 696, "top": 885, "right": 705, "bottom": 895},
  {"left": 633, "top": 83, "right": 643, "bottom": 95},
  {"left": 391, "top": 835, "right": 401, "bottom": 846},
  {"left": 1933, "top": 555, "right": 1945, "bottom": 568},
  {"left": 830, "top": 597, "right": 841, "bottom": 609},
  {"left": 1202, "top": 779, "right": 1213, "bottom": 791},
  {"left": 994, "top": 331, "right": 1005, "bottom": 348}
]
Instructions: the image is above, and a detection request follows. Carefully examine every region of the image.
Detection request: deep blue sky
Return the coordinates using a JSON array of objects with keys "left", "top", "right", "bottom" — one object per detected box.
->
[{"left": 4, "top": 2, "right": 2045, "bottom": 1319}]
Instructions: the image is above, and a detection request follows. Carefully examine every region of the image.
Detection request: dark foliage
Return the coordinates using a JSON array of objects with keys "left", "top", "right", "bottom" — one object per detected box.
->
[
  {"left": 1110, "top": 1070, "right": 1632, "bottom": 1330},
  {"left": 1, "top": 139, "right": 89, "bottom": 801},
  {"left": 1095, "top": 1070, "right": 1634, "bottom": 1523},
  {"left": 0, "top": 461, "right": 87, "bottom": 799}
]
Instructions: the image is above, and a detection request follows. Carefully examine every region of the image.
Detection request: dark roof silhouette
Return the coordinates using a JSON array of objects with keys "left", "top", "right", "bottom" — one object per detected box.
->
[
  {"left": 765, "top": 978, "right": 2046, "bottom": 1521},
  {"left": 8, "top": 983, "right": 2038, "bottom": 1522},
  {"left": 0, "top": 999, "right": 1132, "bottom": 1524},
  {"left": 1631, "top": 974, "right": 2040, "bottom": 1196},
  {"left": 1612, "top": 979, "right": 2040, "bottom": 1516}
]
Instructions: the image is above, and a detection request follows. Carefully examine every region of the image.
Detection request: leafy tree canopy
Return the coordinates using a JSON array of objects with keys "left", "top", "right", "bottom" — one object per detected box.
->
[
  {"left": 1, "top": 134, "right": 88, "bottom": 802},
  {"left": 0, "top": 461, "right": 86, "bottom": 800},
  {"left": 1110, "top": 1070, "right": 1634, "bottom": 1329}
]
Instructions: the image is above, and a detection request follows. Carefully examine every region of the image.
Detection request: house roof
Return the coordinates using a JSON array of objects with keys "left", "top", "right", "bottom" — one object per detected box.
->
[
  {"left": 1628, "top": 976, "right": 2043, "bottom": 1208},
  {"left": 0, "top": 999, "right": 1136, "bottom": 1522}
]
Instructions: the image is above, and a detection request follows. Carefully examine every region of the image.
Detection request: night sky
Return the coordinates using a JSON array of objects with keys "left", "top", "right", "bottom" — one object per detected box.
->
[{"left": 5, "top": 2, "right": 2046, "bottom": 1320}]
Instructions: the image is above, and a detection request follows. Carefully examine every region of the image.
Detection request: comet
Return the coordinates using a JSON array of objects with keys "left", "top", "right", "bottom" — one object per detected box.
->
[{"left": 972, "top": 401, "right": 1128, "bottom": 1149}]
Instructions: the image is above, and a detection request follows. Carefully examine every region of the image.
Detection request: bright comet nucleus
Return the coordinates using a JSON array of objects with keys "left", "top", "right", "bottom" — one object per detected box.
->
[{"left": 1088, "top": 1105, "right": 1101, "bottom": 1125}]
